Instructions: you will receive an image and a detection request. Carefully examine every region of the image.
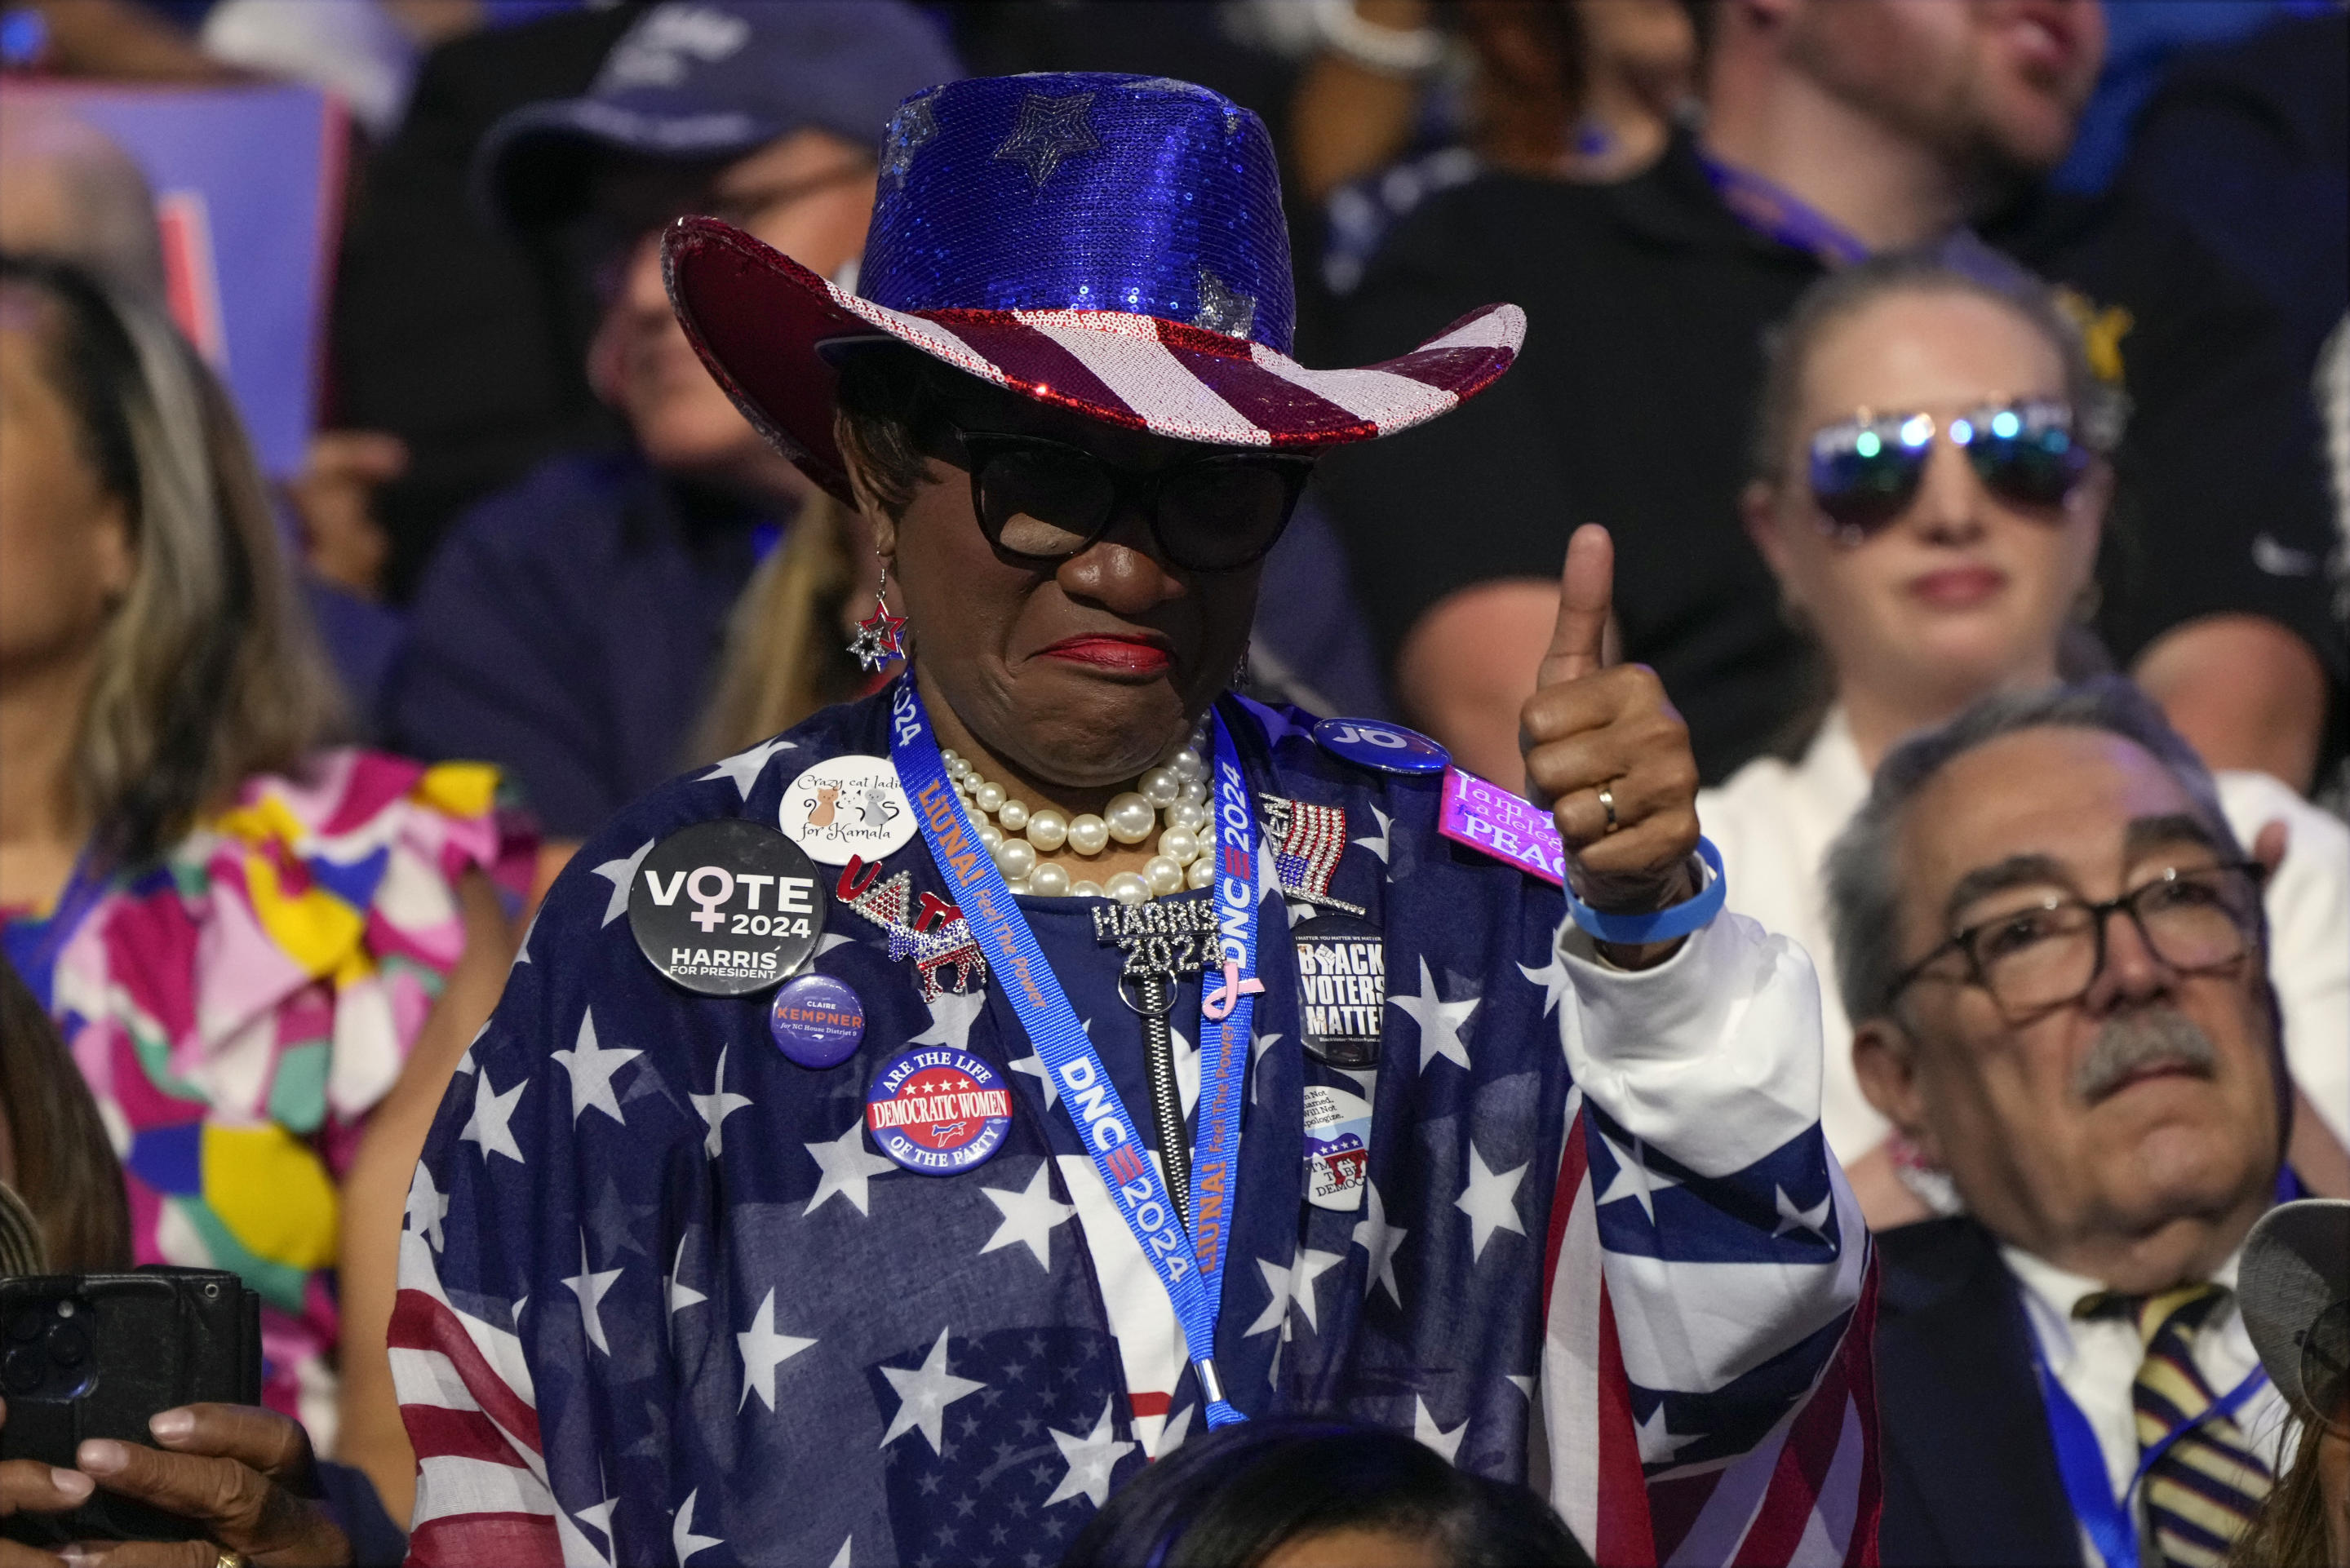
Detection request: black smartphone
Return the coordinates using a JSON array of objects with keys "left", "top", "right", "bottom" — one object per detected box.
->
[{"left": 0, "top": 1266, "right": 261, "bottom": 1546}]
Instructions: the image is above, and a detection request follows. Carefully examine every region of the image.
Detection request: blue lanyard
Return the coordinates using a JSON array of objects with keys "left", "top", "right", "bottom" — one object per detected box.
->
[
  {"left": 2024, "top": 1297, "right": 2271, "bottom": 1568},
  {"left": 1, "top": 845, "right": 113, "bottom": 1012},
  {"left": 889, "top": 678, "right": 1256, "bottom": 1428},
  {"left": 1696, "top": 148, "right": 1873, "bottom": 267}
]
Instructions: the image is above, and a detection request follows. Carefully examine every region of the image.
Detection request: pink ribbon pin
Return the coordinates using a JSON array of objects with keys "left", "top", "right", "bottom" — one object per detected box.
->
[{"left": 1201, "top": 959, "right": 1265, "bottom": 1021}]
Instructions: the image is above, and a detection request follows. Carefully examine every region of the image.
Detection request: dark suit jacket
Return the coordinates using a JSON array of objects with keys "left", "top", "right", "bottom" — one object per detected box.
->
[{"left": 1875, "top": 1217, "right": 2086, "bottom": 1566}]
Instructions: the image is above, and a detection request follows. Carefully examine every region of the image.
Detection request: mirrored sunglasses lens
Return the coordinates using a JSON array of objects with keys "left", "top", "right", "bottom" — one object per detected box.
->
[
  {"left": 978, "top": 447, "right": 1115, "bottom": 558},
  {"left": 1968, "top": 404, "right": 2088, "bottom": 507},
  {"left": 1810, "top": 422, "right": 1925, "bottom": 536},
  {"left": 1157, "top": 463, "right": 1293, "bottom": 569}
]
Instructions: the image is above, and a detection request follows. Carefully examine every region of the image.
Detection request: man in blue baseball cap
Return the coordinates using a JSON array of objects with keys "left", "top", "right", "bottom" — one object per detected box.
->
[{"left": 382, "top": 0, "right": 962, "bottom": 875}]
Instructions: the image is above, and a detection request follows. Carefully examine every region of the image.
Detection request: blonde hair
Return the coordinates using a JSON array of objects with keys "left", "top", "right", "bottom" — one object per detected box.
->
[
  {"left": 689, "top": 490, "right": 868, "bottom": 762},
  {"left": 2, "top": 255, "right": 345, "bottom": 865}
]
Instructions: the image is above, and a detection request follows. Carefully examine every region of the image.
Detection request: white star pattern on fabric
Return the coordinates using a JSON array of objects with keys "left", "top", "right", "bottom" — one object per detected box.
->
[
  {"left": 552, "top": 1008, "right": 641, "bottom": 1126},
  {"left": 559, "top": 1495, "right": 617, "bottom": 1568},
  {"left": 816, "top": 931, "right": 858, "bottom": 959},
  {"left": 879, "top": 1326, "right": 987, "bottom": 1454},
  {"left": 672, "top": 1489, "right": 721, "bottom": 1566},
  {"left": 665, "top": 1232, "right": 706, "bottom": 1320},
  {"left": 459, "top": 1070, "right": 527, "bottom": 1164},
  {"left": 1771, "top": 1185, "right": 1833, "bottom": 1242},
  {"left": 1635, "top": 1402, "right": 1703, "bottom": 1465},
  {"left": 689, "top": 1046, "right": 752, "bottom": 1159},
  {"left": 736, "top": 1288, "right": 817, "bottom": 1411},
  {"left": 590, "top": 839, "right": 655, "bottom": 928},
  {"left": 908, "top": 987, "right": 987, "bottom": 1052},
  {"left": 1412, "top": 1397, "right": 1467, "bottom": 1463},
  {"left": 1352, "top": 804, "right": 1393, "bottom": 863},
  {"left": 1243, "top": 1249, "right": 1341, "bottom": 1340},
  {"left": 991, "top": 91, "right": 1101, "bottom": 187},
  {"left": 1517, "top": 952, "right": 1571, "bottom": 1019},
  {"left": 562, "top": 1234, "right": 623, "bottom": 1355},
  {"left": 1507, "top": 1374, "right": 1535, "bottom": 1400},
  {"left": 405, "top": 1164, "right": 449, "bottom": 1252},
  {"left": 978, "top": 1163, "right": 1075, "bottom": 1270},
  {"left": 1455, "top": 1144, "right": 1527, "bottom": 1261},
  {"left": 1044, "top": 1397, "right": 1136, "bottom": 1508},
  {"left": 1010, "top": 1017, "right": 1086, "bottom": 1109},
  {"left": 698, "top": 736, "right": 796, "bottom": 800},
  {"left": 1390, "top": 958, "right": 1477, "bottom": 1073},
  {"left": 512, "top": 909, "right": 538, "bottom": 967},
  {"left": 804, "top": 1118, "right": 897, "bottom": 1218},
  {"left": 1594, "top": 1130, "right": 1681, "bottom": 1225},
  {"left": 1351, "top": 1180, "right": 1406, "bottom": 1307},
  {"left": 826, "top": 1538, "right": 852, "bottom": 1568}
]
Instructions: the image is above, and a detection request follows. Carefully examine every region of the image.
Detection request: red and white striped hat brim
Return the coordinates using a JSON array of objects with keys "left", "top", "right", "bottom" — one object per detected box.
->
[{"left": 663, "top": 215, "right": 1525, "bottom": 503}]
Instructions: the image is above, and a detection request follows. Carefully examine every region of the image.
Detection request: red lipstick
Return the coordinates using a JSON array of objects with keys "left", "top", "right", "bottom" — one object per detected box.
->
[
  {"left": 1036, "top": 635, "right": 1174, "bottom": 676},
  {"left": 1908, "top": 566, "right": 2008, "bottom": 609}
]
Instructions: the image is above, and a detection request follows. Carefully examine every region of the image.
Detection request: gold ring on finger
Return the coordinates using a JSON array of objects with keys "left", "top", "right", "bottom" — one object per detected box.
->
[
  {"left": 215, "top": 1549, "right": 247, "bottom": 1568},
  {"left": 1596, "top": 782, "right": 1621, "bottom": 835}
]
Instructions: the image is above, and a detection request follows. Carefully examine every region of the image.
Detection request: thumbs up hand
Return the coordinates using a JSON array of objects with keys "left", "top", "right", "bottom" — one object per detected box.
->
[{"left": 1520, "top": 525, "right": 1700, "bottom": 929}]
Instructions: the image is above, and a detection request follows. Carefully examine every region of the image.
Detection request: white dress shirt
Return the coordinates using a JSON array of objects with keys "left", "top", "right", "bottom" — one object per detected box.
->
[
  {"left": 1698, "top": 708, "right": 2350, "bottom": 1166},
  {"left": 2003, "top": 1245, "right": 2292, "bottom": 1568}
]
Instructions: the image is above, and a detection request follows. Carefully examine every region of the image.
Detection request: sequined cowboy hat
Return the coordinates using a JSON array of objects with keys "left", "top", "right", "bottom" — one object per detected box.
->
[{"left": 663, "top": 72, "right": 1526, "bottom": 503}]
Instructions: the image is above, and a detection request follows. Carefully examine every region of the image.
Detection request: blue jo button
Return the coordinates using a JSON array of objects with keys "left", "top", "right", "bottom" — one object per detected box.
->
[
  {"left": 769, "top": 973, "right": 865, "bottom": 1069},
  {"left": 1310, "top": 717, "right": 1450, "bottom": 774}
]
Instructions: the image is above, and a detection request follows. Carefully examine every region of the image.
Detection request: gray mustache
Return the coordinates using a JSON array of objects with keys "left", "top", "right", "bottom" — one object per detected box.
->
[{"left": 2074, "top": 1008, "right": 2220, "bottom": 1102}]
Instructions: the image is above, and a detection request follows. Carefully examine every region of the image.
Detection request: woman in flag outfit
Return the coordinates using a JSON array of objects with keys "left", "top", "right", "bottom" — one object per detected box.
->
[{"left": 393, "top": 73, "right": 1876, "bottom": 1566}]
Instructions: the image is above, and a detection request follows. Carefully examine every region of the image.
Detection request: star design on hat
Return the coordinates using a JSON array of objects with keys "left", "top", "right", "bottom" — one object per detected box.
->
[
  {"left": 1191, "top": 268, "right": 1257, "bottom": 340},
  {"left": 992, "top": 91, "right": 1101, "bottom": 188},
  {"left": 849, "top": 599, "right": 908, "bottom": 673},
  {"left": 881, "top": 91, "right": 939, "bottom": 189}
]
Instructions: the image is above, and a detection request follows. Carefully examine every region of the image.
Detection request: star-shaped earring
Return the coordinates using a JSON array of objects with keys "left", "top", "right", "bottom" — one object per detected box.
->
[{"left": 849, "top": 560, "right": 908, "bottom": 672}]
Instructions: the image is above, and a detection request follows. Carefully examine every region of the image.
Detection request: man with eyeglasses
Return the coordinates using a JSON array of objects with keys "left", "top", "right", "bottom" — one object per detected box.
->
[
  {"left": 381, "top": 0, "right": 961, "bottom": 873},
  {"left": 1829, "top": 676, "right": 2322, "bottom": 1567}
]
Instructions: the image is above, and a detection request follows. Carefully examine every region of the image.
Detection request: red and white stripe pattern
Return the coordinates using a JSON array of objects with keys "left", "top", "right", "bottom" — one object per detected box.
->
[
  {"left": 391, "top": 1229, "right": 566, "bottom": 1566},
  {"left": 828, "top": 290, "right": 1525, "bottom": 448},
  {"left": 1539, "top": 1106, "right": 1883, "bottom": 1567},
  {"left": 664, "top": 217, "right": 1524, "bottom": 472}
]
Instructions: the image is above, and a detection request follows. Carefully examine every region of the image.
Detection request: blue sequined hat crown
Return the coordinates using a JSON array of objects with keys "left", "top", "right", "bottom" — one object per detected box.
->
[
  {"left": 665, "top": 72, "right": 1524, "bottom": 503},
  {"left": 862, "top": 73, "right": 1296, "bottom": 352}
]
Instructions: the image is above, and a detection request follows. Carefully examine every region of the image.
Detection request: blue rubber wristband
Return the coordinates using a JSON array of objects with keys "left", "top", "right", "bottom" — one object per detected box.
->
[{"left": 1563, "top": 836, "right": 1727, "bottom": 946}]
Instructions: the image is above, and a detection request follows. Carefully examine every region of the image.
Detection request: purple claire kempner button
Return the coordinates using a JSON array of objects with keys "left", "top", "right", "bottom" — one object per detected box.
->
[{"left": 767, "top": 972, "right": 866, "bottom": 1069}]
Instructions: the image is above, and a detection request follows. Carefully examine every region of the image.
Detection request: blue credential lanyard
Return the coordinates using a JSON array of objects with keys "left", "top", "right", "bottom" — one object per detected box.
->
[
  {"left": 889, "top": 678, "right": 1257, "bottom": 1428},
  {"left": 1697, "top": 149, "right": 1873, "bottom": 267},
  {"left": 2024, "top": 1303, "right": 2270, "bottom": 1568}
]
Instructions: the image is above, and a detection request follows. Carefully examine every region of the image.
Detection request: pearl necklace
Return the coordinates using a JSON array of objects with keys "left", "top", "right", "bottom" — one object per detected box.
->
[{"left": 942, "top": 726, "right": 1214, "bottom": 904}]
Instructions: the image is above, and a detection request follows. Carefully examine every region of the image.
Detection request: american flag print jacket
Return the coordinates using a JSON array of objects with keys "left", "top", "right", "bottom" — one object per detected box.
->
[{"left": 393, "top": 687, "right": 1878, "bottom": 1566}]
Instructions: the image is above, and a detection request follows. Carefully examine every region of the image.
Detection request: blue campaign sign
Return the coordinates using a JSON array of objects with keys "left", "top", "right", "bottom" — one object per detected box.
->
[{"left": 17, "top": 82, "right": 346, "bottom": 479}]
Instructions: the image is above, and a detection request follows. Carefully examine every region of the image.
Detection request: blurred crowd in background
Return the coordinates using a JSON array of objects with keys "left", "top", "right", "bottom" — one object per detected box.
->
[{"left": 0, "top": 0, "right": 2345, "bottom": 1561}]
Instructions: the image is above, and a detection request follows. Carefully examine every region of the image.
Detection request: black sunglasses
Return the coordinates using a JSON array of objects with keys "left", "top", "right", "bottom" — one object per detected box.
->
[
  {"left": 935, "top": 425, "right": 1315, "bottom": 573},
  {"left": 1806, "top": 396, "right": 2094, "bottom": 542}
]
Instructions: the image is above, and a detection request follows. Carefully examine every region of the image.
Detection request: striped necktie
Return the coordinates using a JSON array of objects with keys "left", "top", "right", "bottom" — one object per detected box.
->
[{"left": 2077, "top": 1284, "right": 2272, "bottom": 1568}]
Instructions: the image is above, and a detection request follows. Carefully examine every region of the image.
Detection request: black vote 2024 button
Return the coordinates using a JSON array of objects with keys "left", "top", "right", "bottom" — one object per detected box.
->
[{"left": 628, "top": 820, "right": 826, "bottom": 996}]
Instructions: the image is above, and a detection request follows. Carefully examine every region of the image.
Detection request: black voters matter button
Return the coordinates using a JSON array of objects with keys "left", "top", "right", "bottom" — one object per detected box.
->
[
  {"left": 627, "top": 819, "right": 826, "bottom": 996},
  {"left": 1293, "top": 914, "right": 1386, "bottom": 1067}
]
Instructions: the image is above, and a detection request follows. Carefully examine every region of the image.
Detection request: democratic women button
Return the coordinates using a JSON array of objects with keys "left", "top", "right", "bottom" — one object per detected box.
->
[
  {"left": 627, "top": 819, "right": 825, "bottom": 996},
  {"left": 1310, "top": 717, "right": 1450, "bottom": 774},
  {"left": 864, "top": 1046, "right": 1013, "bottom": 1176},
  {"left": 768, "top": 972, "right": 865, "bottom": 1069}
]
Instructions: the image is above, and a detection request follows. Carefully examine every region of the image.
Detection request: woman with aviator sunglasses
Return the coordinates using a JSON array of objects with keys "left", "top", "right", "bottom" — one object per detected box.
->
[{"left": 1700, "top": 246, "right": 2350, "bottom": 1229}]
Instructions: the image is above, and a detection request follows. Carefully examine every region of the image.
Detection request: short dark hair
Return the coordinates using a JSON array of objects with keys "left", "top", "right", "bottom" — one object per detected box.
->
[
  {"left": 1746, "top": 236, "right": 2127, "bottom": 486},
  {"left": 1059, "top": 1417, "right": 1594, "bottom": 1568},
  {"left": 831, "top": 343, "right": 958, "bottom": 520},
  {"left": 1823, "top": 675, "right": 2240, "bottom": 1025}
]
